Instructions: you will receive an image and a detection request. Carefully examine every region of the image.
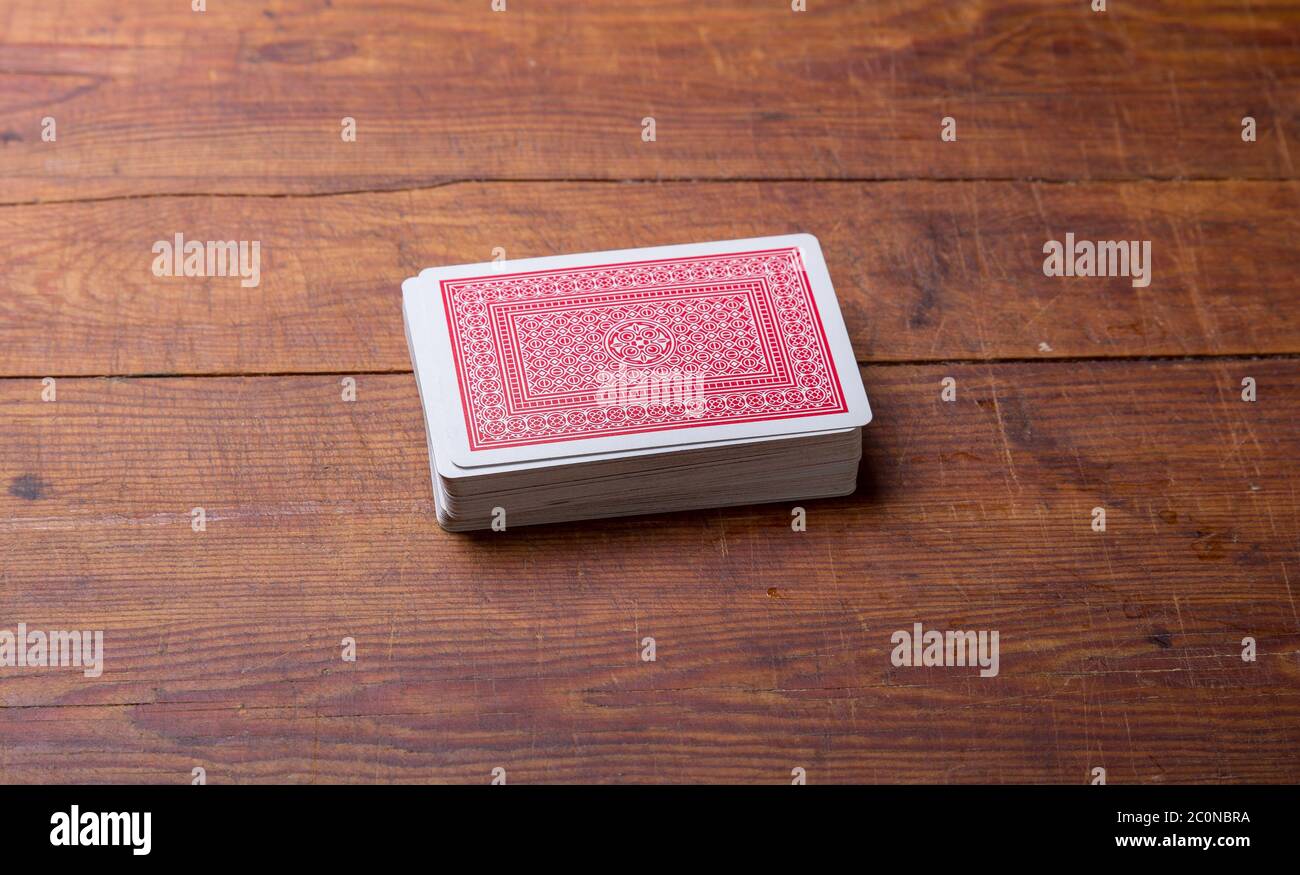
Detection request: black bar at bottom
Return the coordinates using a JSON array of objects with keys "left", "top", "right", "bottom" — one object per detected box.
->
[{"left": 7, "top": 784, "right": 1287, "bottom": 860}]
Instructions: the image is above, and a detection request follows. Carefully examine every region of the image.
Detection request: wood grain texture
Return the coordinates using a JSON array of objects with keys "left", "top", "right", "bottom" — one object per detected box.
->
[
  {"left": 1, "top": 0, "right": 1298, "bottom": 201},
  {"left": 2, "top": 0, "right": 1297, "bottom": 788},
  {"left": 1, "top": 361, "right": 1296, "bottom": 782},
  {"left": 2, "top": 180, "right": 1298, "bottom": 376}
]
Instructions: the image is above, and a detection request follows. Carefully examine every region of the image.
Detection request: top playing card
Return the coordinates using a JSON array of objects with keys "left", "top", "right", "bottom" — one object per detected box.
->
[{"left": 403, "top": 234, "right": 870, "bottom": 468}]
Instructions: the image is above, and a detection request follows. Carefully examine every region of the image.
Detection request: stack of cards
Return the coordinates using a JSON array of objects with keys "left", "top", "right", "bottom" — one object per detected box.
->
[{"left": 401, "top": 235, "right": 871, "bottom": 531}]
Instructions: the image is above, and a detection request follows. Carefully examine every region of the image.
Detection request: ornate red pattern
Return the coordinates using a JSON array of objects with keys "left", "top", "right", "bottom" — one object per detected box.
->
[{"left": 439, "top": 247, "right": 848, "bottom": 450}]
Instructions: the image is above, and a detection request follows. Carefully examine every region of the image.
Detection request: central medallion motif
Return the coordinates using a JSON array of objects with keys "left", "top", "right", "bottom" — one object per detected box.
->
[{"left": 603, "top": 319, "right": 676, "bottom": 366}]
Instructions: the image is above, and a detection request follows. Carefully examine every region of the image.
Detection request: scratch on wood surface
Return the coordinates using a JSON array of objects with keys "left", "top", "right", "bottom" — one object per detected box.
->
[
  {"left": 1282, "top": 563, "right": 1298, "bottom": 628},
  {"left": 986, "top": 380, "right": 1021, "bottom": 493}
]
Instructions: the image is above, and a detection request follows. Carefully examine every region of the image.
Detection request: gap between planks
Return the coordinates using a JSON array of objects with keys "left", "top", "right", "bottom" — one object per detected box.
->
[
  {"left": 2, "top": 352, "right": 1298, "bottom": 383},
  {"left": 2, "top": 175, "right": 1298, "bottom": 209}
]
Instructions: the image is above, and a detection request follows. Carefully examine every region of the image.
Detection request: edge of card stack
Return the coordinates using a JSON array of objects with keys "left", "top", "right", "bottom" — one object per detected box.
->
[{"left": 431, "top": 428, "right": 863, "bottom": 531}]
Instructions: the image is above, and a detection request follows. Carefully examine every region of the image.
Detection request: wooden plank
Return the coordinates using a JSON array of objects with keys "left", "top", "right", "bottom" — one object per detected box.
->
[
  {"left": 2, "top": 180, "right": 1298, "bottom": 376},
  {"left": 1, "top": 0, "right": 1297, "bottom": 201},
  {"left": 1, "top": 361, "right": 1296, "bottom": 782}
]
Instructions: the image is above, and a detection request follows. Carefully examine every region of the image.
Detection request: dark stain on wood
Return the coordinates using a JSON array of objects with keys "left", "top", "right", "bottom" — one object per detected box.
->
[
  {"left": 1192, "top": 532, "right": 1226, "bottom": 562},
  {"left": 8, "top": 474, "right": 49, "bottom": 501},
  {"left": 248, "top": 39, "right": 356, "bottom": 65}
]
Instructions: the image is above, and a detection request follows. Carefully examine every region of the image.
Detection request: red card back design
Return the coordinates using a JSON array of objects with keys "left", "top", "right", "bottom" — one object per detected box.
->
[{"left": 440, "top": 247, "right": 849, "bottom": 451}]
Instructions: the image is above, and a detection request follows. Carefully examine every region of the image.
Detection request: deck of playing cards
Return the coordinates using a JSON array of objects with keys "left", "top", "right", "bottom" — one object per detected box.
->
[{"left": 401, "top": 235, "right": 871, "bottom": 531}]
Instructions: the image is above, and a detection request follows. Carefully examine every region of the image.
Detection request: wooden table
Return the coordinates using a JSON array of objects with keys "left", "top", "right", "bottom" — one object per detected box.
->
[{"left": 2, "top": 0, "right": 1297, "bottom": 784}]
